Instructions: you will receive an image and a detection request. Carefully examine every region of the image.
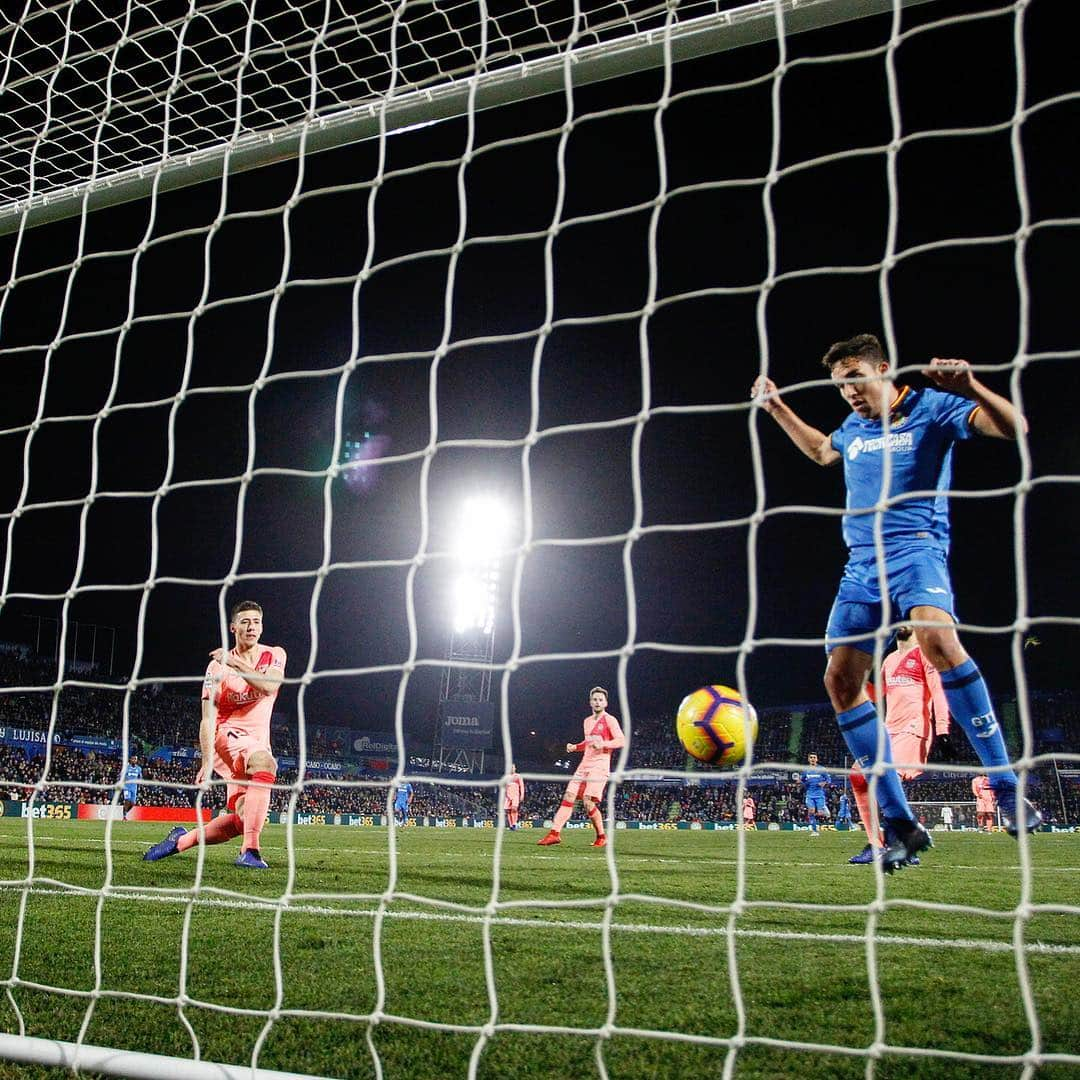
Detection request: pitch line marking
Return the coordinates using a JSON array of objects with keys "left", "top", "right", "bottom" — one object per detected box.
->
[
  {"left": 0, "top": 883, "right": 1076, "bottom": 957},
  {"left": 4, "top": 832, "right": 1079, "bottom": 873}
]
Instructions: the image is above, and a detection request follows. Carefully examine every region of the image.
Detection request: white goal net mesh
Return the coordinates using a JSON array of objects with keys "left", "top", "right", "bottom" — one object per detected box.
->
[{"left": 0, "top": 0, "right": 1077, "bottom": 1077}]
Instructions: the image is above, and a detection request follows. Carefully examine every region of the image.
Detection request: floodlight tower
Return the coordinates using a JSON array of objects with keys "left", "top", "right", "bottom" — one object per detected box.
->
[{"left": 432, "top": 496, "right": 507, "bottom": 776}]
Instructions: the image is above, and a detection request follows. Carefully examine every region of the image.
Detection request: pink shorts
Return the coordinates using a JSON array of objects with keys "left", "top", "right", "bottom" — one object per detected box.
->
[
  {"left": 890, "top": 729, "right": 931, "bottom": 782},
  {"left": 505, "top": 794, "right": 520, "bottom": 810},
  {"left": 214, "top": 727, "right": 272, "bottom": 811},
  {"left": 570, "top": 775, "right": 607, "bottom": 801}
]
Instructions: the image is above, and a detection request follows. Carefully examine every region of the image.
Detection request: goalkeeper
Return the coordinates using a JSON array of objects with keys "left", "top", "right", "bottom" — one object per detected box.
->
[
  {"left": 144, "top": 601, "right": 285, "bottom": 870},
  {"left": 752, "top": 334, "right": 1039, "bottom": 872}
]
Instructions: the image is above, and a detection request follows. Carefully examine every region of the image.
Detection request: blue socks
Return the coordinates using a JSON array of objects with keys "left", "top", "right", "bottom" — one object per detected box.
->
[
  {"left": 836, "top": 701, "right": 913, "bottom": 822},
  {"left": 940, "top": 658, "right": 1017, "bottom": 791}
]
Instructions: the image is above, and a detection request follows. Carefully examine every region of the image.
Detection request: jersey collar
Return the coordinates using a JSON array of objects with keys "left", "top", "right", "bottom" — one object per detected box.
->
[
  {"left": 890, "top": 384, "right": 912, "bottom": 416},
  {"left": 854, "top": 384, "right": 913, "bottom": 428}
]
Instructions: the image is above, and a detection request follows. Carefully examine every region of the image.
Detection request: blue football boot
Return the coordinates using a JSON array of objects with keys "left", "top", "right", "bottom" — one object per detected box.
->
[
  {"left": 142, "top": 826, "right": 186, "bottom": 862},
  {"left": 881, "top": 819, "right": 932, "bottom": 875},
  {"left": 995, "top": 789, "right": 1042, "bottom": 838}
]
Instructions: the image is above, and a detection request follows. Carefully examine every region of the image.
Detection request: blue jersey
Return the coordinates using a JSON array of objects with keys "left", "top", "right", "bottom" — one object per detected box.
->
[
  {"left": 123, "top": 764, "right": 142, "bottom": 796},
  {"left": 837, "top": 794, "right": 851, "bottom": 818},
  {"left": 801, "top": 770, "right": 830, "bottom": 798},
  {"left": 394, "top": 783, "right": 412, "bottom": 807},
  {"left": 829, "top": 385, "right": 979, "bottom": 551}
]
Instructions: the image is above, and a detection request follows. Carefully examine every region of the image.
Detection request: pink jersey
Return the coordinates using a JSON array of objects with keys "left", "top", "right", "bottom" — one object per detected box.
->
[
  {"left": 882, "top": 646, "right": 949, "bottom": 738},
  {"left": 742, "top": 796, "right": 755, "bottom": 819},
  {"left": 574, "top": 711, "right": 625, "bottom": 780},
  {"left": 505, "top": 774, "right": 525, "bottom": 807},
  {"left": 202, "top": 645, "right": 286, "bottom": 743},
  {"left": 972, "top": 775, "right": 996, "bottom": 813}
]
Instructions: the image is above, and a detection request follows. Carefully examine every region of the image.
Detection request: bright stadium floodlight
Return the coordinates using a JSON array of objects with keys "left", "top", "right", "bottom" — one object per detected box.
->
[
  {"left": 450, "top": 496, "right": 508, "bottom": 634},
  {"left": 452, "top": 495, "right": 509, "bottom": 559}
]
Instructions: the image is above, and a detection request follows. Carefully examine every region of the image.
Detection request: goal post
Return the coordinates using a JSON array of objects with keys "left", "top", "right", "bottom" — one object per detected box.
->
[
  {"left": 0, "top": 0, "right": 940, "bottom": 236},
  {"left": 909, "top": 800, "right": 978, "bottom": 830},
  {"left": 0, "top": 1031, "right": 332, "bottom": 1080}
]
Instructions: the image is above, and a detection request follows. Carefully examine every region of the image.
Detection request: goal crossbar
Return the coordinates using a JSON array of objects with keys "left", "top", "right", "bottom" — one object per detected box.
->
[{"left": 0, "top": 0, "right": 937, "bottom": 237}]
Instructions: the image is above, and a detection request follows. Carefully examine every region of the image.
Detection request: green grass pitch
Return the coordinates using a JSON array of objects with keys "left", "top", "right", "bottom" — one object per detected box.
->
[{"left": 0, "top": 820, "right": 1076, "bottom": 1079}]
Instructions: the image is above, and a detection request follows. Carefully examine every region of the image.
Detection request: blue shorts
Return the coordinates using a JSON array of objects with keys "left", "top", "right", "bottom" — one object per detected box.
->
[
  {"left": 825, "top": 544, "right": 956, "bottom": 654},
  {"left": 123, "top": 786, "right": 138, "bottom": 803},
  {"left": 394, "top": 800, "right": 408, "bottom": 812},
  {"left": 805, "top": 794, "right": 827, "bottom": 812}
]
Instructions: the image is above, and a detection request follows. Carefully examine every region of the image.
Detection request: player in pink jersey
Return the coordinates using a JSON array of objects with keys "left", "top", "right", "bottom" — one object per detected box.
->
[
  {"left": 972, "top": 774, "right": 996, "bottom": 831},
  {"left": 538, "top": 687, "right": 625, "bottom": 848},
  {"left": 742, "top": 793, "right": 756, "bottom": 829},
  {"left": 505, "top": 764, "right": 525, "bottom": 830},
  {"left": 144, "top": 601, "right": 286, "bottom": 870},
  {"left": 849, "top": 625, "right": 950, "bottom": 864}
]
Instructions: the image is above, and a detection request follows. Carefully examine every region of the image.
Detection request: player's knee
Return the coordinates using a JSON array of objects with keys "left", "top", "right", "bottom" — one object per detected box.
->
[
  {"left": 249, "top": 751, "right": 277, "bottom": 776},
  {"left": 914, "top": 624, "right": 965, "bottom": 671},
  {"left": 850, "top": 770, "right": 868, "bottom": 795},
  {"left": 823, "top": 660, "right": 862, "bottom": 711}
]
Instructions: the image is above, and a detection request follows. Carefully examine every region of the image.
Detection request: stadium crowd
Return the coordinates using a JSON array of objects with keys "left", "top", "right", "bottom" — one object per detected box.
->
[{"left": 1, "top": 650, "right": 1077, "bottom": 825}]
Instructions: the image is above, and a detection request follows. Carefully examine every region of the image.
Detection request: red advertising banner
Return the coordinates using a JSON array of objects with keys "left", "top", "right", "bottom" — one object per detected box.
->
[{"left": 77, "top": 804, "right": 213, "bottom": 823}]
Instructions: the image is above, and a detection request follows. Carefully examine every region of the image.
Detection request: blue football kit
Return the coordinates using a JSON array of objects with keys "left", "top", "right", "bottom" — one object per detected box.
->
[
  {"left": 825, "top": 385, "right": 977, "bottom": 652},
  {"left": 801, "top": 770, "right": 830, "bottom": 811},
  {"left": 123, "top": 763, "right": 142, "bottom": 803},
  {"left": 823, "top": 381, "right": 1024, "bottom": 829}
]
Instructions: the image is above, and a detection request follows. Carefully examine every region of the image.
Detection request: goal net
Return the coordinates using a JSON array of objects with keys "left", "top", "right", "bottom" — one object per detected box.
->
[{"left": 0, "top": 0, "right": 1077, "bottom": 1077}]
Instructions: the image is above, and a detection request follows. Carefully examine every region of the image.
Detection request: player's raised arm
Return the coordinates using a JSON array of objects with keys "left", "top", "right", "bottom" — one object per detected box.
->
[
  {"left": 751, "top": 375, "right": 841, "bottom": 466},
  {"left": 923, "top": 358, "right": 1028, "bottom": 440}
]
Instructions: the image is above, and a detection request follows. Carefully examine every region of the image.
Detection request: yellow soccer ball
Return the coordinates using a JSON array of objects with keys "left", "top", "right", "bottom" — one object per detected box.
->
[{"left": 676, "top": 685, "right": 758, "bottom": 766}]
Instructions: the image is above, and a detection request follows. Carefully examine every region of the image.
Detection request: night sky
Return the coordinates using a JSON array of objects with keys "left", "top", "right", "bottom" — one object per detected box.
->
[{"left": 0, "top": 0, "right": 1076, "bottom": 770}]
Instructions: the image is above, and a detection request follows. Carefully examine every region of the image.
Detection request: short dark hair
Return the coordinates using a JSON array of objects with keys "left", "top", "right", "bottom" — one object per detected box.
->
[
  {"left": 589, "top": 686, "right": 608, "bottom": 699},
  {"left": 230, "top": 600, "right": 263, "bottom": 622},
  {"left": 821, "top": 333, "right": 887, "bottom": 371},
  {"left": 896, "top": 624, "right": 914, "bottom": 642}
]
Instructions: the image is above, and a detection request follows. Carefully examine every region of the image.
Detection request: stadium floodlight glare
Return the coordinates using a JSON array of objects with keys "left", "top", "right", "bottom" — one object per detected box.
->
[
  {"left": 452, "top": 495, "right": 510, "bottom": 559},
  {"left": 450, "top": 496, "right": 508, "bottom": 634}
]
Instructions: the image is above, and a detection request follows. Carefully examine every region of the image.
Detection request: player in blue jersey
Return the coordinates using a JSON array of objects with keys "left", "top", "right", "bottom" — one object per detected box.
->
[
  {"left": 800, "top": 753, "right": 831, "bottom": 836},
  {"left": 393, "top": 781, "right": 413, "bottom": 826},
  {"left": 752, "top": 334, "right": 1040, "bottom": 872},
  {"left": 122, "top": 755, "right": 142, "bottom": 820},
  {"left": 835, "top": 789, "right": 853, "bottom": 830}
]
